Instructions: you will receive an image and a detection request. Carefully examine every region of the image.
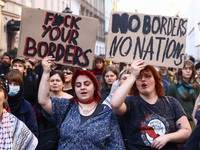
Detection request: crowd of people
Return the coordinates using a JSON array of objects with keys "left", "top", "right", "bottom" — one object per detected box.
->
[{"left": 0, "top": 51, "right": 200, "bottom": 149}]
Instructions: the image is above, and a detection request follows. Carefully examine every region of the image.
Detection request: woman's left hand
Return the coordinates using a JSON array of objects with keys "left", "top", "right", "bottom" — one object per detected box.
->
[{"left": 151, "top": 135, "right": 169, "bottom": 150}]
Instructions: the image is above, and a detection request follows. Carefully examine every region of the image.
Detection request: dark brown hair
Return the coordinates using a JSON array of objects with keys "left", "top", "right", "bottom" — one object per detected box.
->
[
  {"left": 6, "top": 69, "right": 23, "bottom": 87},
  {"left": 61, "top": 65, "right": 76, "bottom": 74},
  {"left": 50, "top": 70, "right": 65, "bottom": 83},
  {"left": 177, "top": 60, "right": 196, "bottom": 83},
  {"left": 100, "top": 65, "right": 118, "bottom": 90}
]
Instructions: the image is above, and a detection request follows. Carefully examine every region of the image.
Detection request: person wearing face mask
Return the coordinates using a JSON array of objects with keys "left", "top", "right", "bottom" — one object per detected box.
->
[
  {"left": 11, "top": 57, "right": 37, "bottom": 106},
  {"left": 5, "top": 69, "right": 39, "bottom": 138}
]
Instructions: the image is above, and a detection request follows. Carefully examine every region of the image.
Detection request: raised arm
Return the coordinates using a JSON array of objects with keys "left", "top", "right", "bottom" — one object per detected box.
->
[
  {"left": 110, "top": 59, "right": 146, "bottom": 116},
  {"left": 38, "top": 56, "right": 55, "bottom": 115},
  {"left": 151, "top": 115, "right": 192, "bottom": 150}
]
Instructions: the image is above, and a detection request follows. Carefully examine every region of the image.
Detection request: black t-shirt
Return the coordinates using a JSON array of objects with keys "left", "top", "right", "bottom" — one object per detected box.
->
[
  {"left": 123, "top": 95, "right": 186, "bottom": 150},
  {"left": 63, "top": 89, "right": 74, "bottom": 96},
  {"left": 80, "top": 103, "right": 104, "bottom": 125}
]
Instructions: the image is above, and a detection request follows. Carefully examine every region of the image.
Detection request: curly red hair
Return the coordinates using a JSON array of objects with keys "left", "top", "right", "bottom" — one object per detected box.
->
[
  {"left": 130, "top": 65, "right": 165, "bottom": 97},
  {"left": 71, "top": 69, "right": 101, "bottom": 103}
]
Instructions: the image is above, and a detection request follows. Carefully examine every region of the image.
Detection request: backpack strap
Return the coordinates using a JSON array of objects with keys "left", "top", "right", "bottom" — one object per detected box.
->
[
  {"left": 165, "top": 96, "right": 175, "bottom": 119},
  {"left": 59, "top": 100, "right": 73, "bottom": 128}
]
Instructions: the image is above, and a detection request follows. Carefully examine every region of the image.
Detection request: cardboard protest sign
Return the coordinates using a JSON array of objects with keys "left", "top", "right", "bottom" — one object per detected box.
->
[
  {"left": 18, "top": 7, "right": 98, "bottom": 69},
  {"left": 106, "top": 11, "right": 188, "bottom": 68}
]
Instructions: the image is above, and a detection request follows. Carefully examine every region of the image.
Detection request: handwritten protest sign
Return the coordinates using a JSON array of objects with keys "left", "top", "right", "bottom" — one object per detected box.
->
[
  {"left": 18, "top": 7, "right": 98, "bottom": 69},
  {"left": 106, "top": 11, "right": 188, "bottom": 68}
]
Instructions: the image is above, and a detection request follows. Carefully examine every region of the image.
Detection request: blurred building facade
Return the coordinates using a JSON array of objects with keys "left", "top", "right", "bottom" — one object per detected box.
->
[
  {"left": 80, "top": 0, "right": 105, "bottom": 56},
  {"left": 0, "top": 0, "right": 113, "bottom": 57}
]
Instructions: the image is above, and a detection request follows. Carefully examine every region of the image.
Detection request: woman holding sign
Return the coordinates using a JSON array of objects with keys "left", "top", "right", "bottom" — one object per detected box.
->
[
  {"left": 38, "top": 56, "right": 125, "bottom": 150},
  {"left": 110, "top": 59, "right": 191, "bottom": 150}
]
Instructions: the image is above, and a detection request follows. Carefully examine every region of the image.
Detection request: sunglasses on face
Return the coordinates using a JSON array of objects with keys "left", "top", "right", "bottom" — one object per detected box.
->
[{"left": 63, "top": 71, "right": 73, "bottom": 75}]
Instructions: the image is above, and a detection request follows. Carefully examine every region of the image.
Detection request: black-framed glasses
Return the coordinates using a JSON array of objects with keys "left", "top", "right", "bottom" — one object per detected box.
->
[{"left": 63, "top": 71, "right": 73, "bottom": 75}]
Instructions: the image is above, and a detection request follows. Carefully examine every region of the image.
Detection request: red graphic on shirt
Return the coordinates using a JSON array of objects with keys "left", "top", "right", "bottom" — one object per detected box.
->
[
  {"left": 141, "top": 113, "right": 159, "bottom": 140},
  {"left": 141, "top": 126, "right": 159, "bottom": 139},
  {"left": 141, "top": 113, "right": 151, "bottom": 126}
]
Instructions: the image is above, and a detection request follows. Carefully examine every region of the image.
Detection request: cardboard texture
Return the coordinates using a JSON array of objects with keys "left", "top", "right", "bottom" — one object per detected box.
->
[
  {"left": 18, "top": 7, "right": 98, "bottom": 69},
  {"left": 106, "top": 11, "right": 188, "bottom": 68}
]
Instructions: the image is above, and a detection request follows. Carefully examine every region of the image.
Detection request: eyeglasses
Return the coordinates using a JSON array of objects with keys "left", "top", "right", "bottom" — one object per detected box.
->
[
  {"left": 63, "top": 71, "right": 73, "bottom": 75},
  {"left": 136, "top": 74, "right": 152, "bottom": 80},
  {"left": 121, "top": 76, "right": 128, "bottom": 80}
]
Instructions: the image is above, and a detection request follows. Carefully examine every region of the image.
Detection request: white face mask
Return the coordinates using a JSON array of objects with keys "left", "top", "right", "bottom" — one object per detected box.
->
[{"left": 8, "top": 86, "right": 20, "bottom": 96}]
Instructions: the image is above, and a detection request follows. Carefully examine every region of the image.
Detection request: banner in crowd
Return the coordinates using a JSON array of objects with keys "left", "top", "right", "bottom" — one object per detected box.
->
[
  {"left": 106, "top": 11, "right": 188, "bottom": 68},
  {"left": 18, "top": 7, "right": 98, "bottom": 69}
]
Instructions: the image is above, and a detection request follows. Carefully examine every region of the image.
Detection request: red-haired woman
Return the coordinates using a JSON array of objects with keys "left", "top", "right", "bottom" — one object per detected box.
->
[
  {"left": 38, "top": 56, "right": 125, "bottom": 149},
  {"left": 111, "top": 59, "right": 191, "bottom": 150}
]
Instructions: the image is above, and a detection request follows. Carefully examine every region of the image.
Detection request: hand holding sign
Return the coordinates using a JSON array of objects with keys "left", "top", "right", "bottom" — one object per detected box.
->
[
  {"left": 131, "top": 59, "right": 146, "bottom": 78},
  {"left": 42, "top": 56, "right": 55, "bottom": 73}
]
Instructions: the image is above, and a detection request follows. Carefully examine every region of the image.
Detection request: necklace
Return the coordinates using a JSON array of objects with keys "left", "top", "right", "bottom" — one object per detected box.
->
[
  {"left": 78, "top": 103, "right": 97, "bottom": 115},
  {"left": 77, "top": 98, "right": 95, "bottom": 104}
]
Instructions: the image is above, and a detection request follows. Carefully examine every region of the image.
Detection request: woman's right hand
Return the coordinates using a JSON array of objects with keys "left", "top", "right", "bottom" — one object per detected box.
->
[
  {"left": 42, "top": 56, "right": 55, "bottom": 73},
  {"left": 131, "top": 59, "right": 146, "bottom": 78}
]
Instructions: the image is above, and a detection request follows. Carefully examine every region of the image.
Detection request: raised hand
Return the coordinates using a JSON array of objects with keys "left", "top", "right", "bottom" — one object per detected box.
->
[
  {"left": 42, "top": 56, "right": 55, "bottom": 73},
  {"left": 131, "top": 59, "right": 146, "bottom": 78}
]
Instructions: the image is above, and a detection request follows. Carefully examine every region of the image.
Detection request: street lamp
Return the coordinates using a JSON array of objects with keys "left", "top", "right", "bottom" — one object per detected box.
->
[{"left": 62, "top": 5, "right": 72, "bottom": 14}]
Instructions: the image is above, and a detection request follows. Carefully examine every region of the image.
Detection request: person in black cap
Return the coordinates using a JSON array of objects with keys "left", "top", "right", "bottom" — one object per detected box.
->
[
  {"left": 0, "top": 52, "right": 12, "bottom": 76},
  {"left": 195, "top": 62, "right": 200, "bottom": 85},
  {"left": 11, "top": 57, "right": 37, "bottom": 106}
]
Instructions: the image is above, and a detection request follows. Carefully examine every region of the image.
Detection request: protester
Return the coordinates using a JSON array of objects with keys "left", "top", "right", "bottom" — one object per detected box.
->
[
  {"left": 5, "top": 69, "right": 39, "bottom": 137},
  {"left": 99, "top": 65, "right": 118, "bottom": 102},
  {"left": 122, "top": 62, "right": 132, "bottom": 70},
  {"left": 166, "top": 60, "right": 200, "bottom": 129},
  {"left": 111, "top": 59, "right": 191, "bottom": 150},
  {"left": 110, "top": 62, "right": 132, "bottom": 96},
  {"left": 158, "top": 66, "right": 174, "bottom": 84},
  {"left": 26, "top": 58, "right": 37, "bottom": 84},
  {"left": 11, "top": 57, "right": 37, "bottom": 106},
  {"left": 0, "top": 52, "right": 12, "bottom": 76},
  {"left": 38, "top": 69, "right": 73, "bottom": 147},
  {"left": 49, "top": 70, "right": 72, "bottom": 98},
  {"left": 91, "top": 56, "right": 105, "bottom": 83},
  {"left": 0, "top": 75, "right": 38, "bottom": 149},
  {"left": 112, "top": 61, "right": 120, "bottom": 71},
  {"left": 61, "top": 65, "right": 76, "bottom": 96},
  {"left": 103, "top": 69, "right": 131, "bottom": 108},
  {"left": 103, "top": 69, "right": 131, "bottom": 145},
  {"left": 38, "top": 56, "right": 125, "bottom": 149}
]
